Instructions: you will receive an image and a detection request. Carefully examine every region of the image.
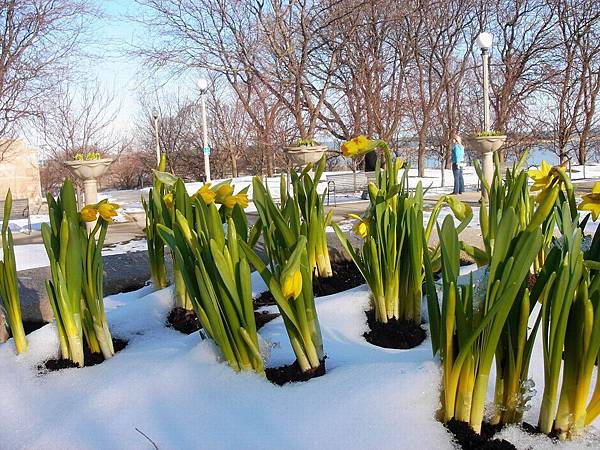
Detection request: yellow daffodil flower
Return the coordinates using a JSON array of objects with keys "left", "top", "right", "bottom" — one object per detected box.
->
[
  {"left": 445, "top": 196, "right": 472, "bottom": 222},
  {"left": 97, "top": 202, "right": 120, "bottom": 222},
  {"left": 214, "top": 183, "right": 234, "bottom": 203},
  {"left": 80, "top": 205, "right": 98, "bottom": 222},
  {"left": 528, "top": 160, "right": 565, "bottom": 202},
  {"left": 341, "top": 140, "right": 358, "bottom": 157},
  {"left": 349, "top": 213, "right": 369, "bottom": 238},
  {"left": 579, "top": 182, "right": 600, "bottom": 221},
  {"left": 341, "top": 135, "right": 371, "bottom": 157},
  {"left": 281, "top": 269, "right": 303, "bottom": 300},
  {"left": 233, "top": 192, "right": 249, "bottom": 209},
  {"left": 163, "top": 192, "right": 174, "bottom": 209},
  {"left": 194, "top": 184, "right": 216, "bottom": 205}
]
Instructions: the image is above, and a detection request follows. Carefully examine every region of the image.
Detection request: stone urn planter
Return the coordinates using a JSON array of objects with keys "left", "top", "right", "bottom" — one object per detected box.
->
[
  {"left": 283, "top": 145, "right": 327, "bottom": 166},
  {"left": 470, "top": 135, "right": 507, "bottom": 154},
  {"left": 65, "top": 158, "right": 113, "bottom": 229}
]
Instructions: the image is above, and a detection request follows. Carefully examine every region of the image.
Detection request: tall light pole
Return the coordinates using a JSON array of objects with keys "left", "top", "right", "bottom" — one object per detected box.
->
[
  {"left": 198, "top": 78, "right": 211, "bottom": 181},
  {"left": 152, "top": 108, "right": 160, "bottom": 166},
  {"left": 476, "top": 32, "right": 494, "bottom": 189}
]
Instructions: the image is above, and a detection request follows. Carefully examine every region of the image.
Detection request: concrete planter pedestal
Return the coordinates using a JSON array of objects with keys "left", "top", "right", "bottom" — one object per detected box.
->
[{"left": 65, "top": 158, "right": 113, "bottom": 230}]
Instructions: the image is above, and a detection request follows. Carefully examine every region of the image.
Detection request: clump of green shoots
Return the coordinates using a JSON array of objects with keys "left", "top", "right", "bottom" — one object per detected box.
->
[
  {"left": 158, "top": 180, "right": 263, "bottom": 374},
  {"left": 243, "top": 175, "right": 325, "bottom": 374},
  {"left": 425, "top": 209, "right": 542, "bottom": 434},
  {"left": 334, "top": 147, "right": 471, "bottom": 326},
  {"left": 142, "top": 154, "right": 168, "bottom": 290},
  {"left": 42, "top": 180, "right": 118, "bottom": 366},
  {"left": 536, "top": 204, "right": 600, "bottom": 439},
  {"left": 0, "top": 190, "right": 27, "bottom": 354}
]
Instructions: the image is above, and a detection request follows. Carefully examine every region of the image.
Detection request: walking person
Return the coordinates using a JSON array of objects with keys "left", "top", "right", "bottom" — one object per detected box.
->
[{"left": 451, "top": 134, "right": 465, "bottom": 195}]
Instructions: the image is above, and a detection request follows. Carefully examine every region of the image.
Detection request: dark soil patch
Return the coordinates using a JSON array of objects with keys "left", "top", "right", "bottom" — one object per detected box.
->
[
  {"left": 460, "top": 257, "right": 475, "bottom": 267},
  {"left": 255, "top": 311, "right": 280, "bottom": 329},
  {"left": 446, "top": 419, "right": 516, "bottom": 450},
  {"left": 167, "top": 308, "right": 281, "bottom": 335},
  {"left": 118, "top": 280, "right": 149, "bottom": 294},
  {"left": 22, "top": 320, "right": 48, "bottom": 335},
  {"left": 254, "top": 259, "right": 363, "bottom": 308},
  {"left": 265, "top": 358, "right": 326, "bottom": 386},
  {"left": 167, "top": 307, "right": 200, "bottom": 334},
  {"left": 40, "top": 338, "right": 127, "bottom": 372},
  {"left": 363, "top": 310, "right": 426, "bottom": 349},
  {"left": 527, "top": 273, "right": 539, "bottom": 292}
]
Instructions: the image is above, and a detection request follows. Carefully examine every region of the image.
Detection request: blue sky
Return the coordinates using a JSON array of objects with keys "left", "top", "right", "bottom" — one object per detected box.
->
[{"left": 80, "top": 1, "right": 197, "bottom": 135}]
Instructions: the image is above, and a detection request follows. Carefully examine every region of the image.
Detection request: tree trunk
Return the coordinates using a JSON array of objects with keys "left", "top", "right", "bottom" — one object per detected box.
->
[
  {"left": 230, "top": 152, "right": 238, "bottom": 177},
  {"left": 417, "top": 132, "right": 426, "bottom": 177}
]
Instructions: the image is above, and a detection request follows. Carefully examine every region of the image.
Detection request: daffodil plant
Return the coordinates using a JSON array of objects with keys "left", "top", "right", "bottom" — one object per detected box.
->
[
  {"left": 425, "top": 212, "right": 542, "bottom": 434},
  {"left": 334, "top": 140, "right": 471, "bottom": 325},
  {"left": 152, "top": 166, "right": 252, "bottom": 312},
  {"left": 288, "top": 156, "right": 333, "bottom": 277},
  {"left": 79, "top": 199, "right": 119, "bottom": 359},
  {"left": 157, "top": 197, "right": 263, "bottom": 374},
  {"left": 0, "top": 190, "right": 27, "bottom": 354},
  {"left": 142, "top": 154, "right": 169, "bottom": 290},
  {"left": 42, "top": 180, "right": 119, "bottom": 366},
  {"left": 459, "top": 152, "right": 558, "bottom": 427},
  {"left": 244, "top": 176, "right": 325, "bottom": 374}
]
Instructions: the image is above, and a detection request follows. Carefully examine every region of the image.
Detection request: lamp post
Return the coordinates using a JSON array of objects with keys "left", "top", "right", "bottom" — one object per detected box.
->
[
  {"left": 198, "top": 78, "right": 211, "bottom": 182},
  {"left": 152, "top": 108, "right": 160, "bottom": 166},
  {"left": 476, "top": 32, "right": 494, "bottom": 190}
]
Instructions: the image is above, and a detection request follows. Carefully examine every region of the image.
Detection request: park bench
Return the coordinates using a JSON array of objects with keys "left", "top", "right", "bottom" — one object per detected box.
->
[
  {"left": 325, "top": 171, "right": 372, "bottom": 206},
  {"left": 0, "top": 197, "right": 31, "bottom": 234}
]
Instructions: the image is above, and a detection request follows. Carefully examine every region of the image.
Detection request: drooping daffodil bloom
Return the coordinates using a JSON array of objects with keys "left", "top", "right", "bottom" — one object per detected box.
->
[
  {"left": 80, "top": 205, "right": 98, "bottom": 222},
  {"left": 341, "top": 135, "right": 391, "bottom": 159},
  {"left": 213, "top": 183, "right": 234, "bottom": 204},
  {"left": 194, "top": 184, "right": 216, "bottom": 205},
  {"left": 349, "top": 213, "right": 369, "bottom": 238},
  {"left": 223, "top": 192, "right": 249, "bottom": 209},
  {"left": 341, "top": 135, "right": 369, "bottom": 157},
  {"left": 233, "top": 192, "right": 249, "bottom": 209},
  {"left": 97, "top": 202, "right": 120, "bottom": 222},
  {"left": 579, "top": 182, "right": 600, "bottom": 221}
]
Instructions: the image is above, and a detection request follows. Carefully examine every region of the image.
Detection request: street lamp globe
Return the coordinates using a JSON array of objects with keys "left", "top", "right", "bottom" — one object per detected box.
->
[
  {"left": 475, "top": 32, "right": 493, "bottom": 50},
  {"left": 197, "top": 78, "right": 209, "bottom": 93},
  {"left": 152, "top": 108, "right": 159, "bottom": 121}
]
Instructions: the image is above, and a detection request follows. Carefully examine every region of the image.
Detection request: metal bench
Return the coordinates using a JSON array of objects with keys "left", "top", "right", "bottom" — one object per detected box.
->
[
  {"left": 0, "top": 197, "right": 31, "bottom": 234},
  {"left": 326, "top": 172, "right": 372, "bottom": 206}
]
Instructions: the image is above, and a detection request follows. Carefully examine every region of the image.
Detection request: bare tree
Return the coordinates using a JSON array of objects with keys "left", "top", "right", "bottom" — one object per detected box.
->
[
  {"left": 0, "top": 0, "right": 93, "bottom": 161},
  {"left": 484, "top": 0, "right": 557, "bottom": 139},
  {"left": 135, "top": 91, "right": 205, "bottom": 180},
  {"left": 405, "top": 0, "right": 475, "bottom": 176},
  {"left": 36, "top": 79, "right": 120, "bottom": 161}
]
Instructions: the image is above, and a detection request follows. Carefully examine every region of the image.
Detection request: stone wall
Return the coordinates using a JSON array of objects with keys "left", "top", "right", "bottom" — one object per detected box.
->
[{"left": 0, "top": 139, "right": 42, "bottom": 208}]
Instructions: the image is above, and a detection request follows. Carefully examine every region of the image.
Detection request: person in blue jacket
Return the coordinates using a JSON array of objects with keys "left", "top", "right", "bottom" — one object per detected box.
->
[{"left": 451, "top": 134, "right": 465, "bottom": 195}]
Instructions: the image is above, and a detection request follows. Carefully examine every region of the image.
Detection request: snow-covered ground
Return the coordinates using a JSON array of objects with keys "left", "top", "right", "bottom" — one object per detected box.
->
[
  {"left": 2, "top": 274, "right": 598, "bottom": 449},
  {"left": 0, "top": 239, "right": 149, "bottom": 271}
]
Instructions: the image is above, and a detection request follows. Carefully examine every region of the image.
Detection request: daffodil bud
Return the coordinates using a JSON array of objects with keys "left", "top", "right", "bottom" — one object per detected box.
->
[
  {"left": 446, "top": 196, "right": 472, "bottom": 222},
  {"left": 281, "top": 268, "right": 302, "bottom": 300},
  {"left": 163, "top": 192, "right": 174, "bottom": 209}
]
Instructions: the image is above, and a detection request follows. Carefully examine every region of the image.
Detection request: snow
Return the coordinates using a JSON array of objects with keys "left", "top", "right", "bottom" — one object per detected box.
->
[
  {"left": 1, "top": 239, "right": 149, "bottom": 271},
  {"left": 1, "top": 283, "right": 454, "bottom": 450},
  {"left": 2, "top": 269, "right": 600, "bottom": 449}
]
